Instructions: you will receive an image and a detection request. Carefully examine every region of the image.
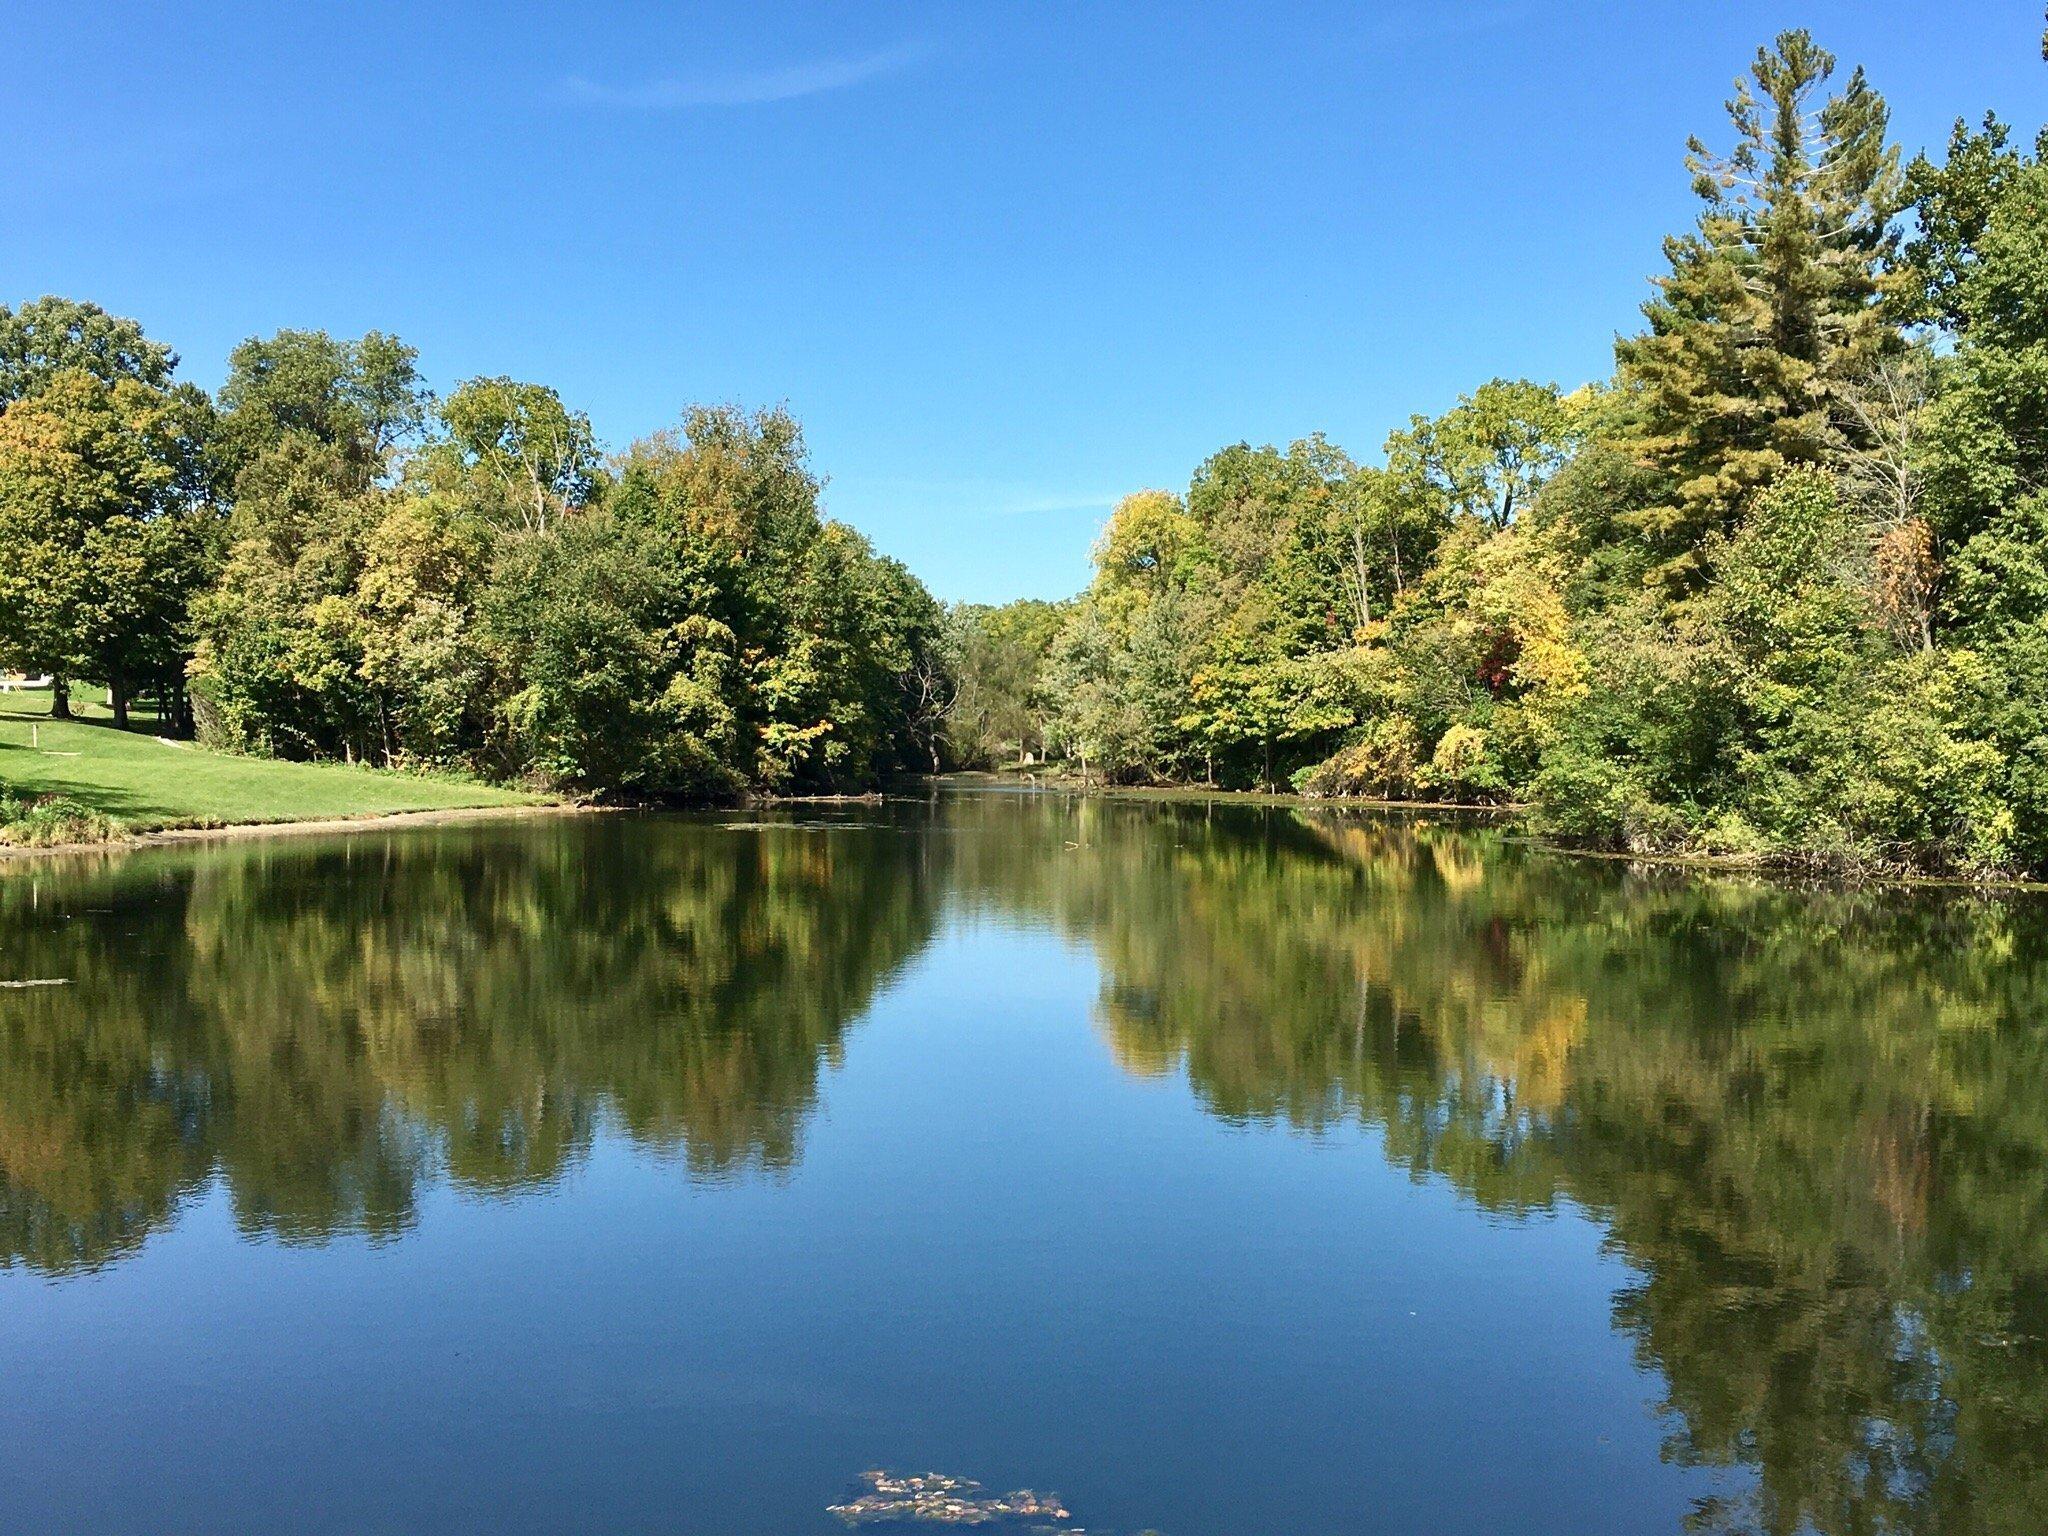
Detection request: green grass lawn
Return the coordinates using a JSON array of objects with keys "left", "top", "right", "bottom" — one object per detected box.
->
[{"left": 0, "top": 685, "right": 544, "bottom": 838}]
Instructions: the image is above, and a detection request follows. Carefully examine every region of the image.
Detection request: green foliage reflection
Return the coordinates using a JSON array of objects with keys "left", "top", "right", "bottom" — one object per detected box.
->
[
  {"left": 0, "top": 815, "right": 938, "bottom": 1273},
  {"left": 945, "top": 791, "right": 2048, "bottom": 1536}
]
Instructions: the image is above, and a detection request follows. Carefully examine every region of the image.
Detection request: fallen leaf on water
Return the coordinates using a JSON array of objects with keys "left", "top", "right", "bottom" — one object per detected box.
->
[{"left": 829, "top": 1470, "right": 1074, "bottom": 1527}]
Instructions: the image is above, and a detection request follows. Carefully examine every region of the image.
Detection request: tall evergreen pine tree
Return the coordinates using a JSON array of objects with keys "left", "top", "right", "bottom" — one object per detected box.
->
[{"left": 1617, "top": 30, "right": 1903, "bottom": 594}]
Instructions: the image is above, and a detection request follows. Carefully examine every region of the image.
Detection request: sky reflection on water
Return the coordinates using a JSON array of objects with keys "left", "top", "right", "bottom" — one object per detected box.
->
[{"left": 1, "top": 790, "right": 2044, "bottom": 1534}]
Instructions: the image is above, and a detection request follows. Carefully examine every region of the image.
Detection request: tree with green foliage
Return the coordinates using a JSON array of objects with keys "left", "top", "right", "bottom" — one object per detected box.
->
[
  {"left": 1312, "top": 466, "right": 1415, "bottom": 632},
  {"left": 0, "top": 296, "right": 178, "bottom": 404},
  {"left": 433, "top": 376, "right": 598, "bottom": 532},
  {"left": 188, "top": 432, "right": 385, "bottom": 756},
  {"left": 485, "top": 511, "right": 742, "bottom": 794},
  {"left": 1617, "top": 30, "right": 1903, "bottom": 593},
  {"left": 1922, "top": 161, "right": 2048, "bottom": 550},
  {"left": 944, "top": 598, "right": 1065, "bottom": 768},
  {"left": 1040, "top": 601, "right": 1132, "bottom": 782},
  {"left": 606, "top": 404, "right": 946, "bottom": 790},
  {"left": 1384, "top": 378, "right": 1579, "bottom": 532},
  {"left": 217, "top": 329, "right": 430, "bottom": 484},
  {"left": 0, "top": 369, "right": 216, "bottom": 725},
  {"left": 1900, "top": 114, "right": 2048, "bottom": 330}
]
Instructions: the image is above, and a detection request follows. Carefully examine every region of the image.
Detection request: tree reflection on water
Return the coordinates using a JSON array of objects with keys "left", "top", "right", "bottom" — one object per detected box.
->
[{"left": 3, "top": 791, "right": 2046, "bottom": 1533}]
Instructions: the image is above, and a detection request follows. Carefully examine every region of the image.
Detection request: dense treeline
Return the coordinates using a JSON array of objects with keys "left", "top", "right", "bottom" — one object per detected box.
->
[
  {"left": 0, "top": 312, "right": 948, "bottom": 796},
  {"left": 948, "top": 31, "right": 2048, "bottom": 875},
  {"left": 9, "top": 28, "right": 2048, "bottom": 862}
]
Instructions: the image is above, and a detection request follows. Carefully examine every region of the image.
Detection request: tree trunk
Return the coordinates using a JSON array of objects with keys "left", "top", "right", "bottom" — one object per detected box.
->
[
  {"left": 1348, "top": 527, "right": 1372, "bottom": 632},
  {"left": 109, "top": 674, "right": 129, "bottom": 730},
  {"left": 50, "top": 678, "right": 70, "bottom": 719}
]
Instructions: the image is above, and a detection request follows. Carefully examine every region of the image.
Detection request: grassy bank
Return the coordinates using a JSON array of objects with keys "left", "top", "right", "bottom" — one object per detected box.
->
[{"left": 0, "top": 686, "right": 544, "bottom": 846}]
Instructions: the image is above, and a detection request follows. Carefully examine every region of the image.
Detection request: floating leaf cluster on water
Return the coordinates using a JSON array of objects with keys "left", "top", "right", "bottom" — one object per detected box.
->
[{"left": 828, "top": 1470, "right": 1073, "bottom": 1527}]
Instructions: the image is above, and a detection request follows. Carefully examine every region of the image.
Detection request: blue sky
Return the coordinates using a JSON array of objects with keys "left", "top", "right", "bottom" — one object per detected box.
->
[{"left": 4, "top": 2, "right": 2041, "bottom": 602}]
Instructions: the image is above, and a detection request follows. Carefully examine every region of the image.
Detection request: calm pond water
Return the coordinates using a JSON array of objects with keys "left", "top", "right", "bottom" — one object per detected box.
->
[{"left": 2, "top": 787, "right": 2046, "bottom": 1535}]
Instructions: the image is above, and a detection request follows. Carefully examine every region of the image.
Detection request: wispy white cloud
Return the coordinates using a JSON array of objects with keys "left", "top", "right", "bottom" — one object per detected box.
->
[
  {"left": 990, "top": 493, "right": 1119, "bottom": 517},
  {"left": 562, "top": 39, "right": 929, "bottom": 110}
]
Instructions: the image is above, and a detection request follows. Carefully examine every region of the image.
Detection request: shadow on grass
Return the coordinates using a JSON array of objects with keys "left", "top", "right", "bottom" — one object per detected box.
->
[
  {"left": 0, "top": 711, "right": 172, "bottom": 735},
  {"left": 61, "top": 715, "right": 177, "bottom": 738},
  {"left": 0, "top": 740, "right": 192, "bottom": 823},
  {"left": 0, "top": 688, "right": 169, "bottom": 733}
]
